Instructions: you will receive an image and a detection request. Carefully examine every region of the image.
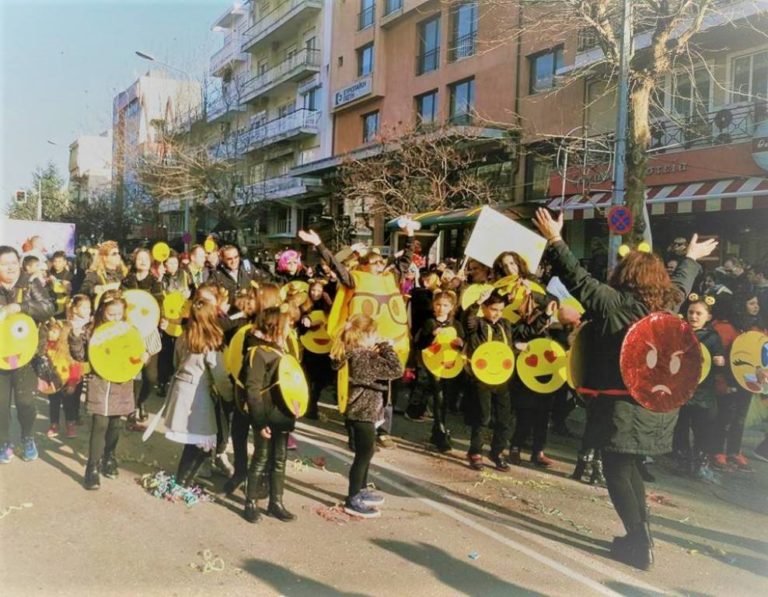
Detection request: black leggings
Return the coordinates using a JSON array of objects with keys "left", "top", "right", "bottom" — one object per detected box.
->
[
  {"left": 511, "top": 406, "right": 549, "bottom": 454},
  {"left": 715, "top": 392, "right": 752, "bottom": 455},
  {"left": 0, "top": 366, "right": 37, "bottom": 443},
  {"left": 49, "top": 386, "right": 80, "bottom": 425},
  {"left": 602, "top": 452, "right": 647, "bottom": 532},
  {"left": 134, "top": 353, "right": 159, "bottom": 408},
  {"left": 348, "top": 420, "right": 376, "bottom": 499},
  {"left": 88, "top": 415, "right": 121, "bottom": 463}
]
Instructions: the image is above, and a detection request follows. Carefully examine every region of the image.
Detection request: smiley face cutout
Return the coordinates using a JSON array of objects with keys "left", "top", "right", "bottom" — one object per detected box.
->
[
  {"left": 278, "top": 354, "right": 309, "bottom": 417},
  {"left": 422, "top": 327, "right": 466, "bottom": 379},
  {"left": 300, "top": 310, "right": 331, "bottom": 354},
  {"left": 620, "top": 313, "right": 701, "bottom": 412},
  {"left": 123, "top": 289, "right": 160, "bottom": 337},
  {"left": 0, "top": 313, "right": 37, "bottom": 371},
  {"left": 225, "top": 324, "right": 253, "bottom": 387},
  {"left": 89, "top": 321, "right": 145, "bottom": 383},
  {"left": 730, "top": 331, "right": 768, "bottom": 394},
  {"left": 471, "top": 340, "right": 515, "bottom": 385},
  {"left": 162, "top": 291, "right": 187, "bottom": 338},
  {"left": 517, "top": 338, "right": 567, "bottom": 393}
]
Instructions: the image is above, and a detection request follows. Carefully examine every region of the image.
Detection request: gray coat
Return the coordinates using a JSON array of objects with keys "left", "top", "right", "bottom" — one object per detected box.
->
[{"left": 164, "top": 337, "right": 232, "bottom": 440}]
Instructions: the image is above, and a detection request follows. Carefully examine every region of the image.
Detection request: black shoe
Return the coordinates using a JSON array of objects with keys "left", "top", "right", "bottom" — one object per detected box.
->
[
  {"left": 84, "top": 462, "right": 101, "bottom": 490},
  {"left": 224, "top": 473, "right": 246, "bottom": 495},
  {"left": 611, "top": 526, "right": 654, "bottom": 571},
  {"left": 638, "top": 461, "right": 656, "bottom": 483},
  {"left": 491, "top": 454, "right": 510, "bottom": 472},
  {"left": 244, "top": 499, "right": 261, "bottom": 523},
  {"left": 138, "top": 405, "right": 148, "bottom": 422},
  {"left": 570, "top": 459, "right": 588, "bottom": 481},
  {"left": 267, "top": 501, "right": 296, "bottom": 522},
  {"left": 101, "top": 453, "right": 119, "bottom": 479}
]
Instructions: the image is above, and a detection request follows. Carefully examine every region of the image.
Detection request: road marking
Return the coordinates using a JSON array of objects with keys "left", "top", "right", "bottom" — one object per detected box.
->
[{"left": 297, "top": 424, "right": 670, "bottom": 596}]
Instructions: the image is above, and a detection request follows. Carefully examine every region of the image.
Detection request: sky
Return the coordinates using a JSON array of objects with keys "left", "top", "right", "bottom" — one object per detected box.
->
[{"left": 0, "top": 0, "right": 230, "bottom": 209}]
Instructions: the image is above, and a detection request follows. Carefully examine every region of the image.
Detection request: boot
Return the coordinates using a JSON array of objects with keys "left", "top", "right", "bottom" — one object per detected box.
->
[
  {"left": 589, "top": 455, "right": 605, "bottom": 485},
  {"left": 101, "top": 452, "right": 119, "bottom": 479},
  {"left": 611, "top": 524, "right": 653, "bottom": 571},
  {"left": 176, "top": 447, "right": 208, "bottom": 487},
  {"left": 570, "top": 449, "right": 592, "bottom": 481},
  {"left": 224, "top": 473, "right": 247, "bottom": 495},
  {"left": 266, "top": 433, "right": 295, "bottom": 522},
  {"left": 138, "top": 404, "right": 148, "bottom": 422},
  {"left": 243, "top": 499, "right": 261, "bottom": 523},
  {"left": 84, "top": 460, "right": 101, "bottom": 490}
]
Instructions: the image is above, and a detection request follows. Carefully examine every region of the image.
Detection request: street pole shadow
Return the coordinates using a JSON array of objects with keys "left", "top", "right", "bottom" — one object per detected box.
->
[
  {"left": 371, "top": 539, "right": 545, "bottom": 596},
  {"left": 241, "top": 558, "right": 370, "bottom": 597},
  {"left": 603, "top": 581, "right": 672, "bottom": 597},
  {"left": 651, "top": 514, "right": 768, "bottom": 555}
]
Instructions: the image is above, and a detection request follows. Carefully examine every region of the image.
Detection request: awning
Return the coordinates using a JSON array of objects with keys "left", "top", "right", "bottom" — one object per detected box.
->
[
  {"left": 546, "top": 177, "right": 768, "bottom": 220},
  {"left": 385, "top": 204, "right": 536, "bottom": 230}
]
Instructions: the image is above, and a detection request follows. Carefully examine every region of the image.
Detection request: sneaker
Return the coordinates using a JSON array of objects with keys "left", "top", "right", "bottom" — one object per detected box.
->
[
  {"left": 531, "top": 452, "right": 554, "bottom": 468},
  {"left": 694, "top": 463, "right": 715, "bottom": 482},
  {"left": 21, "top": 437, "right": 38, "bottom": 462},
  {"left": 729, "top": 453, "right": 753, "bottom": 473},
  {"left": 213, "top": 453, "right": 235, "bottom": 477},
  {"left": 491, "top": 454, "right": 510, "bottom": 472},
  {"left": 0, "top": 442, "right": 13, "bottom": 464},
  {"left": 344, "top": 493, "right": 381, "bottom": 518},
  {"left": 196, "top": 460, "right": 213, "bottom": 479},
  {"left": 468, "top": 453, "right": 484, "bottom": 471},
  {"left": 712, "top": 453, "right": 728, "bottom": 469},
  {"left": 287, "top": 434, "right": 298, "bottom": 451},
  {"left": 753, "top": 441, "right": 768, "bottom": 463},
  {"left": 508, "top": 447, "right": 522, "bottom": 466},
  {"left": 359, "top": 488, "right": 385, "bottom": 506},
  {"left": 46, "top": 424, "right": 59, "bottom": 438},
  {"left": 376, "top": 435, "right": 395, "bottom": 449},
  {"left": 65, "top": 421, "right": 77, "bottom": 439}
]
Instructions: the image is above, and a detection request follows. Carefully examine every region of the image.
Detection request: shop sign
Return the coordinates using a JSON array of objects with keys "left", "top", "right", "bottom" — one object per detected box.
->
[
  {"left": 753, "top": 120, "right": 768, "bottom": 172},
  {"left": 333, "top": 77, "right": 372, "bottom": 109},
  {"left": 646, "top": 162, "right": 688, "bottom": 176}
]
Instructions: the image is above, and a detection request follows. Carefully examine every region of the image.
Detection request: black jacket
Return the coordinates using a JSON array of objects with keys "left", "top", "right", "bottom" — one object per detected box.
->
[
  {"left": 210, "top": 263, "right": 266, "bottom": 306},
  {"left": 242, "top": 338, "right": 296, "bottom": 432},
  {"left": 79, "top": 268, "right": 124, "bottom": 300},
  {"left": 0, "top": 273, "right": 55, "bottom": 323}
]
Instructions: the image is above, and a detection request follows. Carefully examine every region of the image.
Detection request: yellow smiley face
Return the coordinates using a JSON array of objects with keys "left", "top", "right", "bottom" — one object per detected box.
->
[
  {"left": 500, "top": 280, "right": 546, "bottom": 324},
  {"left": 162, "top": 291, "right": 186, "bottom": 338},
  {"left": 123, "top": 289, "right": 160, "bottom": 337},
  {"left": 225, "top": 324, "right": 253, "bottom": 386},
  {"left": 280, "top": 281, "right": 309, "bottom": 304},
  {"left": 278, "top": 354, "right": 309, "bottom": 417},
  {"left": 730, "top": 331, "right": 768, "bottom": 394},
  {"left": 89, "top": 321, "right": 145, "bottom": 383},
  {"left": 0, "top": 313, "right": 37, "bottom": 371},
  {"left": 422, "top": 328, "right": 466, "bottom": 379},
  {"left": 471, "top": 340, "right": 515, "bottom": 385},
  {"left": 300, "top": 310, "right": 331, "bottom": 354},
  {"left": 699, "top": 343, "right": 712, "bottom": 384},
  {"left": 517, "top": 338, "right": 567, "bottom": 394},
  {"left": 460, "top": 283, "right": 495, "bottom": 311}
]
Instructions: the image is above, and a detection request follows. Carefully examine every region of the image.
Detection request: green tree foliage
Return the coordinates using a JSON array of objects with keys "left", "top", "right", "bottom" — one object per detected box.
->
[{"left": 6, "top": 162, "right": 70, "bottom": 221}]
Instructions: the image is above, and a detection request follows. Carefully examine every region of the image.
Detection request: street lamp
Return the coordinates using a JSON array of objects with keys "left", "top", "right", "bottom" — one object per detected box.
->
[
  {"left": 135, "top": 50, "right": 195, "bottom": 250},
  {"left": 37, "top": 140, "right": 58, "bottom": 221}
]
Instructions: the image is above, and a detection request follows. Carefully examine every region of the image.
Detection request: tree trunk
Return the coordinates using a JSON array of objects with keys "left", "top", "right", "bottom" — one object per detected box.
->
[{"left": 626, "top": 79, "right": 653, "bottom": 245}]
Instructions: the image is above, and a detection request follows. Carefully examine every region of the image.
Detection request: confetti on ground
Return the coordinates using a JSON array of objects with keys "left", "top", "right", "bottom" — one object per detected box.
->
[
  {"left": 190, "top": 549, "right": 225, "bottom": 574},
  {"left": 0, "top": 502, "right": 33, "bottom": 520},
  {"left": 311, "top": 456, "right": 327, "bottom": 468},
  {"left": 138, "top": 471, "right": 213, "bottom": 507},
  {"left": 291, "top": 458, "right": 311, "bottom": 473},
  {"left": 480, "top": 471, "right": 554, "bottom": 490},
  {"left": 468, "top": 551, "right": 480, "bottom": 560},
  {"left": 648, "top": 492, "right": 678, "bottom": 507},
  {"left": 535, "top": 503, "right": 593, "bottom": 535},
  {"left": 312, "top": 504, "right": 361, "bottom": 525}
]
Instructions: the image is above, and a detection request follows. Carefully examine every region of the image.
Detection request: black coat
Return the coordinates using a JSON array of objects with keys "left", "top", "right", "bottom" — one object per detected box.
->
[
  {"left": 242, "top": 338, "right": 296, "bottom": 432},
  {"left": 546, "top": 240, "right": 700, "bottom": 455}
]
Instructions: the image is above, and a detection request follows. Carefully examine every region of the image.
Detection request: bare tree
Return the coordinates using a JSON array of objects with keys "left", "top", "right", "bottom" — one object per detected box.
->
[{"left": 458, "top": 0, "right": 767, "bottom": 241}]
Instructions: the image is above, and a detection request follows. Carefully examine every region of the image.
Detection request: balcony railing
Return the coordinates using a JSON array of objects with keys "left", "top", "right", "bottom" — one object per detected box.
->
[
  {"left": 241, "top": 0, "right": 322, "bottom": 53},
  {"left": 240, "top": 175, "right": 323, "bottom": 204},
  {"left": 239, "top": 109, "right": 320, "bottom": 153},
  {"left": 416, "top": 47, "right": 440, "bottom": 75},
  {"left": 449, "top": 30, "right": 477, "bottom": 62},
  {"left": 240, "top": 48, "right": 320, "bottom": 103},
  {"left": 167, "top": 105, "right": 204, "bottom": 134},
  {"left": 206, "top": 94, "right": 245, "bottom": 122},
  {"left": 648, "top": 103, "right": 761, "bottom": 152},
  {"left": 358, "top": 3, "right": 375, "bottom": 30}
]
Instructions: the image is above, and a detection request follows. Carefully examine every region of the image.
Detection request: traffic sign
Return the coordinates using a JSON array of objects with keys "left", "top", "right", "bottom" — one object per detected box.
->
[{"left": 607, "top": 205, "right": 633, "bottom": 235}]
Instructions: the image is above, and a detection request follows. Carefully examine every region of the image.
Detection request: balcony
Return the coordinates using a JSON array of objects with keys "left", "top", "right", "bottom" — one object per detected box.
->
[
  {"left": 207, "top": 136, "right": 240, "bottom": 161},
  {"left": 416, "top": 47, "right": 439, "bottom": 76},
  {"left": 239, "top": 108, "right": 320, "bottom": 154},
  {"left": 240, "top": 48, "right": 321, "bottom": 103},
  {"left": 449, "top": 31, "right": 477, "bottom": 62},
  {"left": 241, "top": 0, "right": 322, "bottom": 54},
  {"left": 209, "top": 28, "right": 249, "bottom": 77},
  {"left": 206, "top": 94, "right": 246, "bottom": 123},
  {"left": 239, "top": 175, "right": 324, "bottom": 204},
  {"left": 649, "top": 103, "right": 762, "bottom": 153},
  {"left": 167, "top": 105, "right": 204, "bottom": 135},
  {"left": 358, "top": 2, "right": 376, "bottom": 30}
]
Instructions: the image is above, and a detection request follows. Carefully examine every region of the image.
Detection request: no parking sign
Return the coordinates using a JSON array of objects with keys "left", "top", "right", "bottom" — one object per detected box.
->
[{"left": 607, "top": 205, "right": 633, "bottom": 236}]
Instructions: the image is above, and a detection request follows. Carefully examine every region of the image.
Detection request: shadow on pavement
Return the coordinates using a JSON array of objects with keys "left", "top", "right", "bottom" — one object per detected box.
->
[
  {"left": 242, "top": 558, "right": 369, "bottom": 597},
  {"left": 371, "top": 539, "right": 545, "bottom": 596}
]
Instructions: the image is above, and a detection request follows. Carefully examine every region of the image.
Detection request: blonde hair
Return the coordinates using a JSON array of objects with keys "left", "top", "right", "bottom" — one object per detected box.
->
[
  {"left": 330, "top": 315, "right": 378, "bottom": 361},
  {"left": 186, "top": 295, "right": 224, "bottom": 353},
  {"left": 89, "top": 240, "right": 126, "bottom": 277}
]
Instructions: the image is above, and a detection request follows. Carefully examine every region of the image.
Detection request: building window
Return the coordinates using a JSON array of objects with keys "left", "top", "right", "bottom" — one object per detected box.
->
[
  {"left": 732, "top": 49, "right": 768, "bottom": 102},
  {"left": 449, "top": 78, "right": 474, "bottom": 124},
  {"left": 362, "top": 110, "right": 380, "bottom": 142},
  {"left": 449, "top": 2, "right": 477, "bottom": 62},
  {"left": 359, "top": 0, "right": 375, "bottom": 30},
  {"left": 524, "top": 148, "right": 554, "bottom": 201},
  {"left": 302, "top": 87, "right": 318, "bottom": 111},
  {"left": 358, "top": 43, "right": 374, "bottom": 77},
  {"left": 384, "top": 0, "right": 402, "bottom": 16},
  {"left": 529, "top": 47, "right": 564, "bottom": 94},
  {"left": 672, "top": 67, "right": 711, "bottom": 118},
  {"left": 416, "top": 90, "right": 439, "bottom": 127},
  {"left": 417, "top": 16, "right": 440, "bottom": 76}
]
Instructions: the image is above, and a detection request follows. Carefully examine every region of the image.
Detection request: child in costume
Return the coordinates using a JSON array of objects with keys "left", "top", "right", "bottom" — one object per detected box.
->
[
  {"left": 41, "top": 319, "right": 82, "bottom": 439},
  {"left": 298, "top": 279, "right": 334, "bottom": 419}
]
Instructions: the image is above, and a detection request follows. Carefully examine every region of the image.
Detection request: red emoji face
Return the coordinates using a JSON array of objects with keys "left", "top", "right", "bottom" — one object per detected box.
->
[{"left": 620, "top": 313, "right": 701, "bottom": 413}]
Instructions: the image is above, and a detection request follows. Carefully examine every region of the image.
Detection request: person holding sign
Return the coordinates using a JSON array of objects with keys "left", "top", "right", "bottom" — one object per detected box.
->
[{"left": 533, "top": 208, "right": 717, "bottom": 570}]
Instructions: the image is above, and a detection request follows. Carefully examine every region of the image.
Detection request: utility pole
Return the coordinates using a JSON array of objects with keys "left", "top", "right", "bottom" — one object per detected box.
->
[{"left": 608, "top": 0, "right": 632, "bottom": 272}]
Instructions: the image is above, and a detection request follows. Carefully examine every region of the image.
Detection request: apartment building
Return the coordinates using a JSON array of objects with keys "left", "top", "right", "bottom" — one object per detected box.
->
[
  {"left": 68, "top": 131, "right": 112, "bottom": 202},
  {"left": 540, "top": 2, "right": 768, "bottom": 264},
  {"left": 112, "top": 70, "right": 201, "bottom": 240}
]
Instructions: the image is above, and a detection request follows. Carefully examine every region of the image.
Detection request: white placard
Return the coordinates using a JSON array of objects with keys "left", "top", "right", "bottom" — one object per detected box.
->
[{"left": 463, "top": 207, "right": 546, "bottom": 272}]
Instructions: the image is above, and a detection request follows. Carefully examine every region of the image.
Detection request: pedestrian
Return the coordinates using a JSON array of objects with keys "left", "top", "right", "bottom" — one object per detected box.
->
[
  {"left": 78, "top": 241, "right": 125, "bottom": 303},
  {"left": 533, "top": 208, "right": 717, "bottom": 570},
  {"left": 242, "top": 306, "right": 300, "bottom": 523},
  {"left": 40, "top": 319, "right": 82, "bottom": 439},
  {"left": 73, "top": 291, "right": 147, "bottom": 490},
  {"left": 298, "top": 278, "right": 334, "bottom": 420},
  {"left": 164, "top": 292, "right": 231, "bottom": 487},
  {"left": 331, "top": 315, "right": 403, "bottom": 518}
]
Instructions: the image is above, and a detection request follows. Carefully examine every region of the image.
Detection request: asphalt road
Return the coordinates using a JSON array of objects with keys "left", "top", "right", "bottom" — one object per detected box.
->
[{"left": 1, "top": 393, "right": 767, "bottom": 596}]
